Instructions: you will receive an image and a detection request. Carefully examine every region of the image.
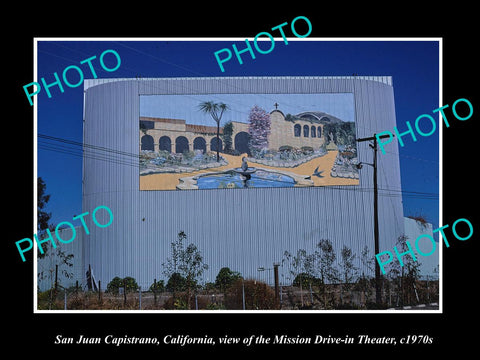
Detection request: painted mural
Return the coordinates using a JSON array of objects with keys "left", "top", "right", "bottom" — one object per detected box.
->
[{"left": 139, "top": 93, "right": 359, "bottom": 190}]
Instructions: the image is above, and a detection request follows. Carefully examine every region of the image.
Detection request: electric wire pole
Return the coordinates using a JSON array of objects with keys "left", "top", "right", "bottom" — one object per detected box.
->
[{"left": 356, "top": 133, "right": 393, "bottom": 305}]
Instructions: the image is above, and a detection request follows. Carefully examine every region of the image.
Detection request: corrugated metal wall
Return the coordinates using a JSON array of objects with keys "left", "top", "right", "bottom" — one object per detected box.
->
[{"left": 82, "top": 76, "right": 404, "bottom": 288}]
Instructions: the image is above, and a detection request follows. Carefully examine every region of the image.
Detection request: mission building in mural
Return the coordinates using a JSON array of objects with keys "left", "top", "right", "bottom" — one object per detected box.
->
[{"left": 139, "top": 94, "right": 359, "bottom": 191}]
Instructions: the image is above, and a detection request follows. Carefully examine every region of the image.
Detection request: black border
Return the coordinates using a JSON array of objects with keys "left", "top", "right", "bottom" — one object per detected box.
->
[{"left": 7, "top": 5, "right": 478, "bottom": 355}]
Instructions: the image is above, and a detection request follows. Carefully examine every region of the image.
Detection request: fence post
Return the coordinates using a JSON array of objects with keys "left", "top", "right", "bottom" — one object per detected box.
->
[
  {"left": 153, "top": 279, "right": 157, "bottom": 306},
  {"left": 98, "top": 281, "right": 102, "bottom": 302},
  {"left": 123, "top": 279, "right": 127, "bottom": 306},
  {"left": 64, "top": 289, "right": 67, "bottom": 310},
  {"left": 279, "top": 285, "right": 283, "bottom": 307},
  {"left": 139, "top": 286, "right": 142, "bottom": 310},
  {"left": 242, "top": 280, "right": 246, "bottom": 310},
  {"left": 273, "top": 263, "right": 279, "bottom": 309}
]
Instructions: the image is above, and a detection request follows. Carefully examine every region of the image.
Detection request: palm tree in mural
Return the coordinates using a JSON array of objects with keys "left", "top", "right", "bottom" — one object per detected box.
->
[{"left": 198, "top": 101, "right": 229, "bottom": 162}]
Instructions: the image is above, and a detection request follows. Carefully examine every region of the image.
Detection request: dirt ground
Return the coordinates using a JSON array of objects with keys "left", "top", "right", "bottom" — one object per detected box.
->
[{"left": 139, "top": 151, "right": 358, "bottom": 190}]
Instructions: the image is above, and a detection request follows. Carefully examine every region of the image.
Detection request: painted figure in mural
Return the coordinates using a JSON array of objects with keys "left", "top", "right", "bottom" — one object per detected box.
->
[
  {"left": 241, "top": 157, "right": 252, "bottom": 184},
  {"left": 241, "top": 157, "right": 249, "bottom": 172},
  {"left": 312, "top": 166, "right": 324, "bottom": 178}
]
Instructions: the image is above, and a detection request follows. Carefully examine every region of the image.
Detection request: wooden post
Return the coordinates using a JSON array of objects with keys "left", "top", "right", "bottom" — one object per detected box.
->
[
  {"left": 273, "top": 263, "right": 280, "bottom": 309},
  {"left": 123, "top": 278, "right": 127, "bottom": 306},
  {"left": 98, "top": 281, "right": 102, "bottom": 302},
  {"left": 139, "top": 286, "right": 142, "bottom": 310},
  {"left": 153, "top": 279, "right": 157, "bottom": 306},
  {"left": 87, "top": 264, "right": 92, "bottom": 291}
]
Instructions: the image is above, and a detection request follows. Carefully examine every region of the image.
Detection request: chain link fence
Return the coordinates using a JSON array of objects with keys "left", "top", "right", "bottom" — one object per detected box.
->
[{"left": 37, "top": 274, "right": 439, "bottom": 310}]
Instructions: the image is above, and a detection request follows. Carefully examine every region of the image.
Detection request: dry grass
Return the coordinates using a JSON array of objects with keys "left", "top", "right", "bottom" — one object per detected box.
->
[{"left": 37, "top": 279, "right": 439, "bottom": 310}]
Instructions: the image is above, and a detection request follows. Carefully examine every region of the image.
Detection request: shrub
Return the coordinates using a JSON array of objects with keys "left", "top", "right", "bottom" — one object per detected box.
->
[
  {"left": 215, "top": 267, "right": 242, "bottom": 293},
  {"left": 293, "top": 273, "right": 322, "bottom": 288},
  {"left": 37, "top": 289, "right": 62, "bottom": 310},
  {"left": 182, "top": 150, "right": 195, "bottom": 161},
  {"left": 162, "top": 292, "right": 203, "bottom": 310},
  {"left": 106, "top": 276, "right": 124, "bottom": 294},
  {"left": 149, "top": 279, "right": 165, "bottom": 293},
  {"left": 107, "top": 276, "right": 138, "bottom": 294},
  {"left": 224, "top": 279, "right": 276, "bottom": 310},
  {"left": 222, "top": 148, "right": 241, "bottom": 156},
  {"left": 279, "top": 145, "right": 294, "bottom": 152},
  {"left": 123, "top": 277, "right": 139, "bottom": 292},
  {"left": 206, "top": 302, "right": 227, "bottom": 310},
  {"left": 203, "top": 282, "right": 216, "bottom": 292},
  {"left": 301, "top": 146, "right": 314, "bottom": 155},
  {"left": 166, "top": 272, "right": 187, "bottom": 292}
]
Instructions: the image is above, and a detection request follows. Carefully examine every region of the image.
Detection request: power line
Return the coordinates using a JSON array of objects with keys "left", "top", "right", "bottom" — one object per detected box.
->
[
  {"left": 39, "top": 42, "right": 441, "bottom": 175},
  {"left": 39, "top": 133, "right": 139, "bottom": 158},
  {"left": 38, "top": 133, "right": 438, "bottom": 201},
  {"left": 43, "top": 41, "right": 407, "bottom": 136}
]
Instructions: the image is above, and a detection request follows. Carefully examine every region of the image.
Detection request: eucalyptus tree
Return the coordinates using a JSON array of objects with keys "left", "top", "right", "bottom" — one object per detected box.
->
[{"left": 162, "top": 231, "right": 209, "bottom": 308}]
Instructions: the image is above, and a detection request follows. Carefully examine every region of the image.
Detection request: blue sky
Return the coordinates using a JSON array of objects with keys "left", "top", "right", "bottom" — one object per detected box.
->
[
  {"left": 140, "top": 93, "right": 355, "bottom": 123},
  {"left": 37, "top": 39, "right": 440, "bottom": 230}
]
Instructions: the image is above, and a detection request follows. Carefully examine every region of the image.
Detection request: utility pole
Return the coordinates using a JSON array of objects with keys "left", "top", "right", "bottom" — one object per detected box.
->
[
  {"left": 356, "top": 133, "right": 392, "bottom": 305},
  {"left": 273, "top": 263, "right": 280, "bottom": 309}
]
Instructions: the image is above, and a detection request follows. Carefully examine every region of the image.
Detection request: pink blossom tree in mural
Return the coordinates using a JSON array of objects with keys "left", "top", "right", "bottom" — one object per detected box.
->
[{"left": 247, "top": 105, "right": 271, "bottom": 157}]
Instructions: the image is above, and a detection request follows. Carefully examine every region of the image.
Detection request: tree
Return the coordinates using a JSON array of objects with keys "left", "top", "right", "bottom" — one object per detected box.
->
[
  {"left": 340, "top": 245, "right": 358, "bottom": 304},
  {"left": 397, "top": 235, "right": 422, "bottom": 305},
  {"left": 360, "top": 245, "right": 375, "bottom": 276},
  {"left": 323, "top": 122, "right": 356, "bottom": 148},
  {"left": 282, "top": 250, "right": 316, "bottom": 284},
  {"left": 106, "top": 276, "right": 138, "bottom": 294},
  {"left": 162, "top": 231, "right": 185, "bottom": 298},
  {"left": 247, "top": 105, "right": 271, "bottom": 157},
  {"left": 282, "top": 249, "right": 316, "bottom": 307},
  {"left": 162, "top": 231, "right": 209, "bottom": 308},
  {"left": 36, "top": 177, "right": 74, "bottom": 295},
  {"left": 215, "top": 267, "right": 241, "bottom": 294},
  {"left": 293, "top": 273, "right": 321, "bottom": 289},
  {"left": 123, "top": 277, "right": 139, "bottom": 293},
  {"left": 225, "top": 279, "right": 276, "bottom": 310},
  {"left": 315, "top": 239, "right": 339, "bottom": 308},
  {"left": 107, "top": 276, "right": 124, "bottom": 294},
  {"left": 198, "top": 101, "right": 229, "bottom": 161},
  {"left": 150, "top": 279, "right": 165, "bottom": 293},
  {"left": 222, "top": 121, "right": 234, "bottom": 153},
  {"left": 358, "top": 245, "right": 375, "bottom": 306},
  {"left": 37, "top": 229, "right": 74, "bottom": 294},
  {"left": 180, "top": 242, "right": 209, "bottom": 308},
  {"left": 166, "top": 273, "right": 186, "bottom": 292},
  {"left": 140, "top": 122, "right": 148, "bottom": 135},
  {"left": 37, "top": 177, "right": 52, "bottom": 258},
  {"left": 387, "top": 235, "right": 422, "bottom": 306}
]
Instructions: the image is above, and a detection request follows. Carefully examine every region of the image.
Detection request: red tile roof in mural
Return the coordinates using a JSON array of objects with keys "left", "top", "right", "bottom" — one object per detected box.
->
[
  {"left": 185, "top": 124, "right": 223, "bottom": 134},
  {"left": 140, "top": 116, "right": 185, "bottom": 125},
  {"left": 140, "top": 116, "right": 223, "bottom": 134}
]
